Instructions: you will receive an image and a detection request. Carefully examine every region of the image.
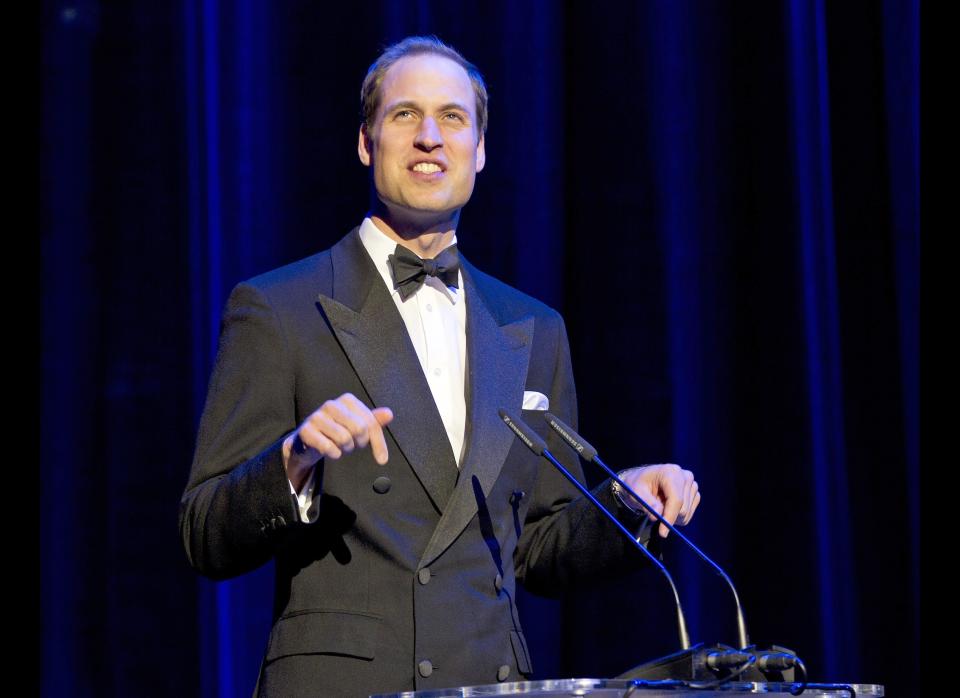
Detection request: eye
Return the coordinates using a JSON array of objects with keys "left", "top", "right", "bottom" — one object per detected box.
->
[
  {"left": 393, "top": 109, "right": 416, "bottom": 120},
  {"left": 443, "top": 112, "right": 466, "bottom": 123}
]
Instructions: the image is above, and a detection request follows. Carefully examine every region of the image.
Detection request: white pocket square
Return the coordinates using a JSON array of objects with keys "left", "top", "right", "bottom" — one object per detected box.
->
[{"left": 522, "top": 390, "right": 549, "bottom": 411}]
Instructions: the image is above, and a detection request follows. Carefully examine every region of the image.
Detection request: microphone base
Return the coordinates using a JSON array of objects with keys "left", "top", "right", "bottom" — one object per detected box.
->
[{"left": 615, "top": 643, "right": 797, "bottom": 683}]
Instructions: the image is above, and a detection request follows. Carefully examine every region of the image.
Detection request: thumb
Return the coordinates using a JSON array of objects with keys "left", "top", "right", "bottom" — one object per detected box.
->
[
  {"left": 629, "top": 483, "right": 662, "bottom": 519},
  {"left": 373, "top": 407, "right": 394, "bottom": 425}
]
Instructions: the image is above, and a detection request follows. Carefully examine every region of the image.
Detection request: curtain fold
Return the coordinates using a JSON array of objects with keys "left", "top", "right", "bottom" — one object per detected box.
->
[{"left": 40, "top": 1, "right": 920, "bottom": 695}]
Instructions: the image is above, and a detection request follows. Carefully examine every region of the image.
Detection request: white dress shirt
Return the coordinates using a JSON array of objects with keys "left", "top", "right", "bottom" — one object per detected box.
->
[{"left": 291, "top": 218, "right": 468, "bottom": 521}]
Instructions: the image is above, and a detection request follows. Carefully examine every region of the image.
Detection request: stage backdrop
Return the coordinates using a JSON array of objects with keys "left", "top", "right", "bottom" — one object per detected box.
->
[{"left": 41, "top": 0, "right": 919, "bottom": 695}]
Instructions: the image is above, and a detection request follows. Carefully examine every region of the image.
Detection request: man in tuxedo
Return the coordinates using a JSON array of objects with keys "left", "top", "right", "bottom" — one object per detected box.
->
[{"left": 180, "top": 36, "right": 700, "bottom": 697}]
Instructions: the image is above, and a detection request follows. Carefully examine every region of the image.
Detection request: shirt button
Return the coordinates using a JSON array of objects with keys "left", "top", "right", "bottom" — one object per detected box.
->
[
  {"left": 494, "top": 573, "right": 504, "bottom": 593},
  {"left": 418, "top": 568, "right": 431, "bottom": 585},
  {"left": 426, "top": 303, "right": 433, "bottom": 312},
  {"left": 418, "top": 660, "right": 433, "bottom": 677},
  {"left": 433, "top": 367, "right": 441, "bottom": 376}
]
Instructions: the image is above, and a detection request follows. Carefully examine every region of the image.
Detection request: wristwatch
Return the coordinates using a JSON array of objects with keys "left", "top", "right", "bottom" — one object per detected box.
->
[{"left": 610, "top": 473, "right": 645, "bottom": 517}]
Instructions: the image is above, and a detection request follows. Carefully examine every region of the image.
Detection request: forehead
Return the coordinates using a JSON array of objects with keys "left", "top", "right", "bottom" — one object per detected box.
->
[{"left": 378, "top": 54, "right": 476, "bottom": 114}]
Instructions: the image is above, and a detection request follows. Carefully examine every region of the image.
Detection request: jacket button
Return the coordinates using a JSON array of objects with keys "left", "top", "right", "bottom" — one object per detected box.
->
[
  {"left": 373, "top": 476, "right": 392, "bottom": 494},
  {"left": 418, "top": 660, "right": 433, "bottom": 677},
  {"left": 418, "top": 568, "right": 431, "bottom": 585},
  {"left": 497, "top": 664, "right": 511, "bottom": 681},
  {"left": 494, "top": 573, "right": 504, "bottom": 592}
]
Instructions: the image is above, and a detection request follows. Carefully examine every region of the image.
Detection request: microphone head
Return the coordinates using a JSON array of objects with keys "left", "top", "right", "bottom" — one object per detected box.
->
[
  {"left": 498, "top": 409, "right": 547, "bottom": 456},
  {"left": 543, "top": 412, "right": 598, "bottom": 461}
]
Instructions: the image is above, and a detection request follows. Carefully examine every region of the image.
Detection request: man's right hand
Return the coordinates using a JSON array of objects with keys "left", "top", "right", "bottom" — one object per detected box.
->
[{"left": 283, "top": 393, "right": 394, "bottom": 491}]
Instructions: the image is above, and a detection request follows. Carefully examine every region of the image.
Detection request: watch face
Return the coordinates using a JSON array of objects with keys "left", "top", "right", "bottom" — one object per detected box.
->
[{"left": 612, "top": 479, "right": 643, "bottom": 516}]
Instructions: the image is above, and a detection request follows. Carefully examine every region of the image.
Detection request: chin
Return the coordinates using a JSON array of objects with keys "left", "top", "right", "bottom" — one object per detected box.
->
[{"left": 404, "top": 199, "right": 459, "bottom": 215}]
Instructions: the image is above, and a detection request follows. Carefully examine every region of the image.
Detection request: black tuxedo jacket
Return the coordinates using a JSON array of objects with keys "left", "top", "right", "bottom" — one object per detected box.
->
[{"left": 179, "top": 228, "right": 647, "bottom": 697}]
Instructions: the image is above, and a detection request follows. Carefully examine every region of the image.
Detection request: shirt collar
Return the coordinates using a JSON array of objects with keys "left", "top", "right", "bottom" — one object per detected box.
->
[{"left": 358, "top": 217, "right": 462, "bottom": 304}]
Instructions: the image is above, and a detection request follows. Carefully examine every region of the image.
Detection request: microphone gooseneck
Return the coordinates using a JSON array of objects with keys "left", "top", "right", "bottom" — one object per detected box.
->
[
  {"left": 499, "top": 408, "right": 691, "bottom": 650},
  {"left": 543, "top": 411, "right": 750, "bottom": 651}
]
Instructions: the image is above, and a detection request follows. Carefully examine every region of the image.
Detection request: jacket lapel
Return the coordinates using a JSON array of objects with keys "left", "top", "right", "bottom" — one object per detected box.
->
[
  {"left": 419, "top": 260, "right": 534, "bottom": 568},
  {"left": 316, "top": 230, "right": 458, "bottom": 514}
]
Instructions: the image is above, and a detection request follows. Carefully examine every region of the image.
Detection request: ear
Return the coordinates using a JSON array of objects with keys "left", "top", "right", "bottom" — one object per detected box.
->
[
  {"left": 475, "top": 133, "right": 486, "bottom": 173},
  {"left": 358, "top": 124, "right": 372, "bottom": 167}
]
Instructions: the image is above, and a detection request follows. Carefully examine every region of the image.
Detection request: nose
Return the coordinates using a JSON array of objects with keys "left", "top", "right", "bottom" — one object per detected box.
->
[{"left": 415, "top": 116, "right": 443, "bottom": 151}]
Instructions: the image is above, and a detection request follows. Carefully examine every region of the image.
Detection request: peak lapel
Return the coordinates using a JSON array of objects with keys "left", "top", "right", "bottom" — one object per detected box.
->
[
  {"left": 419, "top": 262, "right": 534, "bottom": 568},
  {"left": 315, "top": 230, "right": 458, "bottom": 514}
]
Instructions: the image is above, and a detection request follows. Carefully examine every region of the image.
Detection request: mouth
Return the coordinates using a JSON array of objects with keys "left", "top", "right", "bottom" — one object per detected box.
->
[{"left": 408, "top": 160, "right": 447, "bottom": 175}]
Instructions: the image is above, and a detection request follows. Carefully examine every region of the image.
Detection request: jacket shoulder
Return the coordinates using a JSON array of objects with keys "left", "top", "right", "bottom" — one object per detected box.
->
[
  {"left": 242, "top": 249, "right": 332, "bottom": 296},
  {"left": 465, "top": 262, "right": 564, "bottom": 326},
  {"left": 237, "top": 228, "right": 361, "bottom": 305}
]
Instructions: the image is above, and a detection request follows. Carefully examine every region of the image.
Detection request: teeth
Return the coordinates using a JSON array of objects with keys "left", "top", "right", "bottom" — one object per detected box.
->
[{"left": 413, "top": 162, "right": 442, "bottom": 173}]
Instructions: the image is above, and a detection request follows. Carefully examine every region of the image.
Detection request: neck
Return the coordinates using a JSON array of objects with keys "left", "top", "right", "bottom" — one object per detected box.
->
[{"left": 368, "top": 207, "right": 459, "bottom": 259}]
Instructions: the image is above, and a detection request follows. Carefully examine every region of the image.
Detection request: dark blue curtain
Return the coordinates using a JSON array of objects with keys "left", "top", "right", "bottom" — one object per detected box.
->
[{"left": 40, "top": 1, "right": 920, "bottom": 695}]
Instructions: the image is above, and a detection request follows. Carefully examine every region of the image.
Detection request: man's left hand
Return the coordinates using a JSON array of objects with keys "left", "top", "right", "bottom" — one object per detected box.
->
[{"left": 618, "top": 464, "right": 700, "bottom": 538}]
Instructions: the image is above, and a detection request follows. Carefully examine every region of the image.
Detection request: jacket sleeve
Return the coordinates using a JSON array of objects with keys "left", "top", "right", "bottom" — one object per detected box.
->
[
  {"left": 513, "top": 314, "right": 651, "bottom": 596},
  {"left": 179, "top": 282, "right": 306, "bottom": 580}
]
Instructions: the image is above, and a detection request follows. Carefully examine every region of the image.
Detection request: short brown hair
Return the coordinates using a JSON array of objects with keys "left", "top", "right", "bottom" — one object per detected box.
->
[{"left": 360, "top": 36, "right": 488, "bottom": 135}]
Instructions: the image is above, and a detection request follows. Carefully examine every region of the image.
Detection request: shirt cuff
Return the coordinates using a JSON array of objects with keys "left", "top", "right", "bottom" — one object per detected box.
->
[{"left": 288, "top": 466, "right": 318, "bottom": 523}]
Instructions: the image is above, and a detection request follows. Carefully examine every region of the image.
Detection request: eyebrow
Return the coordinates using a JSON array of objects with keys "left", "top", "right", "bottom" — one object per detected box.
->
[{"left": 384, "top": 100, "right": 472, "bottom": 115}]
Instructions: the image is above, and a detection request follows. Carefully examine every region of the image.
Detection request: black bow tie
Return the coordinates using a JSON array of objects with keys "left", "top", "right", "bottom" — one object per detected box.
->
[{"left": 387, "top": 244, "right": 460, "bottom": 300}]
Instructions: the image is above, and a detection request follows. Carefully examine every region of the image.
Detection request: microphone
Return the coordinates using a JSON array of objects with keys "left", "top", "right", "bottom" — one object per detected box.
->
[
  {"left": 501, "top": 409, "right": 807, "bottom": 687},
  {"left": 543, "top": 411, "right": 751, "bottom": 651},
  {"left": 498, "top": 408, "right": 692, "bottom": 650}
]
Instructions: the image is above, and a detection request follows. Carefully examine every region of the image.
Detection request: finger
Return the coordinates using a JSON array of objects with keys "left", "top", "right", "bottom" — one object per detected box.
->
[
  {"left": 367, "top": 407, "right": 393, "bottom": 465},
  {"left": 326, "top": 398, "right": 373, "bottom": 448},
  {"left": 628, "top": 490, "right": 659, "bottom": 519},
  {"left": 636, "top": 490, "right": 662, "bottom": 520},
  {"left": 345, "top": 415, "right": 371, "bottom": 450},
  {"left": 689, "top": 490, "right": 701, "bottom": 519},
  {"left": 623, "top": 478, "right": 660, "bottom": 520},
  {"left": 372, "top": 406, "right": 394, "bottom": 425},
  {"left": 682, "top": 479, "right": 699, "bottom": 525},
  {"left": 299, "top": 423, "right": 342, "bottom": 460},
  {"left": 658, "top": 474, "right": 684, "bottom": 538},
  {"left": 340, "top": 396, "right": 393, "bottom": 464},
  {"left": 678, "top": 474, "right": 696, "bottom": 525},
  {"left": 310, "top": 408, "right": 356, "bottom": 452},
  {"left": 332, "top": 395, "right": 375, "bottom": 449}
]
